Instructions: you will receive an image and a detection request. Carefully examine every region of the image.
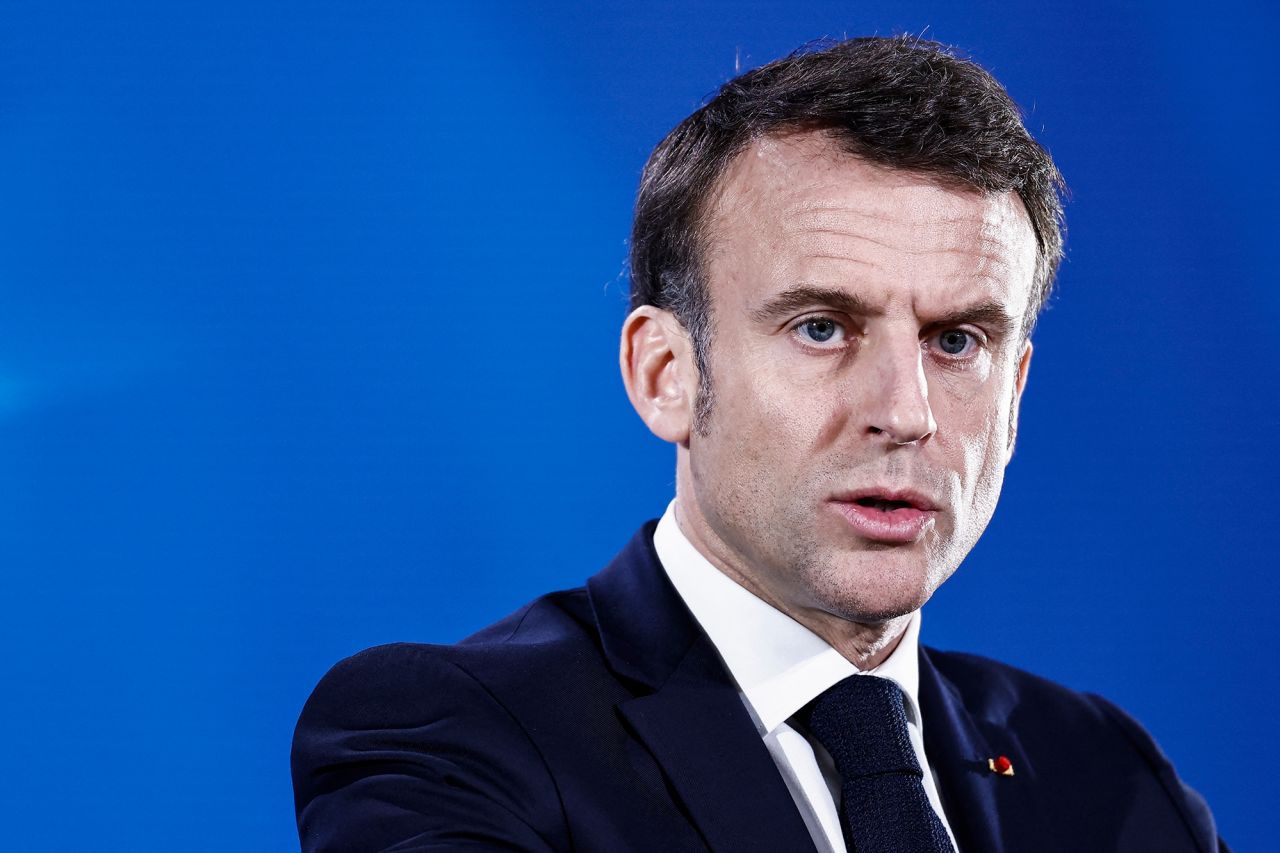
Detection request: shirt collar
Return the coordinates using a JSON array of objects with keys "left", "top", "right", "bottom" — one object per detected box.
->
[{"left": 652, "top": 500, "right": 924, "bottom": 735}]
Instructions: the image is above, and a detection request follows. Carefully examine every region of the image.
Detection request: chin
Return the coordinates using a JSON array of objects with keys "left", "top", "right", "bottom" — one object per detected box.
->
[
  {"left": 814, "top": 573, "right": 936, "bottom": 622},
  {"left": 826, "top": 595, "right": 928, "bottom": 626},
  {"left": 808, "top": 553, "right": 939, "bottom": 624}
]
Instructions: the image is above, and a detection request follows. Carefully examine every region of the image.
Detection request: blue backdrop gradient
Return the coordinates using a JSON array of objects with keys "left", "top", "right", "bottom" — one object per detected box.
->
[{"left": 1, "top": 2, "right": 1275, "bottom": 850}]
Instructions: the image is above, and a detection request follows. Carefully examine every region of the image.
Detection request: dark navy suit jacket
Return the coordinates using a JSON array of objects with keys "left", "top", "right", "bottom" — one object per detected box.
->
[{"left": 292, "top": 523, "right": 1224, "bottom": 852}]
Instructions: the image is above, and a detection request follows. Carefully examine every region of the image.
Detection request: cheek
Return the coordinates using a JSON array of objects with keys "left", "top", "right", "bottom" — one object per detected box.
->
[
  {"left": 698, "top": 354, "right": 849, "bottom": 516},
  {"left": 941, "top": 379, "right": 1014, "bottom": 515},
  {"left": 717, "top": 345, "right": 842, "bottom": 453}
]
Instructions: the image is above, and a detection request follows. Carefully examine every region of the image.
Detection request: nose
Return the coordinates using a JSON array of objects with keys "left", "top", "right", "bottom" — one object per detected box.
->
[{"left": 861, "top": 334, "right": 936, "bottom": 446}]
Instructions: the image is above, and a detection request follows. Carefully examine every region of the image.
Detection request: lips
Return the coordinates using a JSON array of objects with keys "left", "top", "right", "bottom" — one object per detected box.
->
[{"left": 829, "top": 488, "right": 938, "bottom": 543}]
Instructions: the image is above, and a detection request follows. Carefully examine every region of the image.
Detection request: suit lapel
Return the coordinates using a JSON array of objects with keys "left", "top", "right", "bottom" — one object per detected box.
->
[
  {"left": 618, "top": 637, "right": 819, "bottom": 852},
  {"left": 919, "top": 647, "right": 1046, "bottom": 853},
  {"left": 588, "top": 524, "right": 818, "bottom": 853}
]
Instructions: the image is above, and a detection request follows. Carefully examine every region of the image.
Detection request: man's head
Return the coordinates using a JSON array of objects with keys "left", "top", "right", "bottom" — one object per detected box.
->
[
  {"left": 629, "top": 35, "right": 1064, "bottom": 434},
  {"left": 620, "top": 36, "right": 1064, "bottom": 653}
]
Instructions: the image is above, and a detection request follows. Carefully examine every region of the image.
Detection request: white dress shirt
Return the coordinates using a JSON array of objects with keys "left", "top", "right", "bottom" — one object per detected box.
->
[{"left": 652, "top": 501, "right": 959, "bottom": 853}]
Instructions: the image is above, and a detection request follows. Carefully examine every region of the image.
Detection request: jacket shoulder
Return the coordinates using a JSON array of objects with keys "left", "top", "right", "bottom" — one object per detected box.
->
[
  {"left": 923, "top": 647, "right": 1104, "bottom": 717},
  {"left": 924, "top": 647, "right": 1189, "bottom": 774},
  {"left": 924, "top": 647, "right": 1222, "bottom": 852},
  {"left": 298, "top": 584, "right": 596, "bottom": 723},
  {"left": 290, "top": 586, "right": 601, "bottom": 853}
]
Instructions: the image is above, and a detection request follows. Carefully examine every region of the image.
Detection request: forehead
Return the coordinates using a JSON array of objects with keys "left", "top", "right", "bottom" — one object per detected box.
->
[{"left": 702, "top": 132, "right": 1038, "bottom": 316}]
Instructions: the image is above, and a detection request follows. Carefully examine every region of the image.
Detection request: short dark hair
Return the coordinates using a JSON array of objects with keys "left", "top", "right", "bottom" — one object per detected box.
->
[{"left": 628, "top": 35, "right": 1065, "bottom": 432}]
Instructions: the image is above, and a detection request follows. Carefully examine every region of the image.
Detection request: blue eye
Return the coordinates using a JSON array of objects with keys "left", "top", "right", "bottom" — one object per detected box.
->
[
  {"left": 798, "top": 318, "right": 842, "bottom": 344},
  {"left": 938, "top": 329, "right": 974, "bottom": 355}
]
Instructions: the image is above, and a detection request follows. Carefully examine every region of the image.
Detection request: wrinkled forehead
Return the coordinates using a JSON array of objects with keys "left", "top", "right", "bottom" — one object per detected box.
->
[{"left": 702, "top": 132, "right": 1039, "bottom": 317}]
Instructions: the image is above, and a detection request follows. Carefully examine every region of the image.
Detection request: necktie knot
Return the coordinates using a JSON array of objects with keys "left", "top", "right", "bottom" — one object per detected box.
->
[
  {"left": 797, "top": 675, "right": 953, "bottom": 853},
  {"left": 801, "top": 675, "right": 920, "bottom": 780}
]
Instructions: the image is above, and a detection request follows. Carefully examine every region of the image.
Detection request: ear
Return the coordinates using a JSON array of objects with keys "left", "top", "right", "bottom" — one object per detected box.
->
[
  {"left": 1006, "top": 339, "right": 1033, "bottom": 463},
  {"left": 620, "top": 306, "right": 695, "bottom": 445}
]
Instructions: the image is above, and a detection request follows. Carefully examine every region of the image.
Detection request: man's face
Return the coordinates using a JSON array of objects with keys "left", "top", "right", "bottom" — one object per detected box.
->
[{"left": 677, "top": 132, "right": 1037, "bottom": 628}]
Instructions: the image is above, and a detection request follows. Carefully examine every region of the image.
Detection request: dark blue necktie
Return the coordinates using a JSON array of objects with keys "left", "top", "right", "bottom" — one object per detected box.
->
[{"left": 797, "top": 675, "right": 953, "bottom": 853}]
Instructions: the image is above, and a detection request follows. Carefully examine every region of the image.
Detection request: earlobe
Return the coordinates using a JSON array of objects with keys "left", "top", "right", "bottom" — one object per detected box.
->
[
  {"left": 1006, "top": 340, "right": 1033, "bottom": 462},
  {"left": 619, "top": 307, "right": 694, "bottom": 444}
]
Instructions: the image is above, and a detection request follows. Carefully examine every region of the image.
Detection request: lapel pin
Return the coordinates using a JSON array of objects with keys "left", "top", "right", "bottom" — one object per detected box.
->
[{"left": 988, "top": 755, "right": 1015, "bottom": 776}]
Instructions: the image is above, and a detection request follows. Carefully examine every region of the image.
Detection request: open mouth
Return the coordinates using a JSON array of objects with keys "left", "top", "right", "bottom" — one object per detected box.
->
[
  {"left": 852, "top": 496, "right": 917, "bottom": 512},
  {"left": 831, "top": 490, "right": 936, "bottom": 543}
]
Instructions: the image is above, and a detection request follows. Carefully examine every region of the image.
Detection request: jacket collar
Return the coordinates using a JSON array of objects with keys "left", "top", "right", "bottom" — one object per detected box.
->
[
  {"left": 586, "top": 523, "right": 819, "bottom": 852},
  {"left": 585, "top": 521, "right": 697, "bottom": 689}
]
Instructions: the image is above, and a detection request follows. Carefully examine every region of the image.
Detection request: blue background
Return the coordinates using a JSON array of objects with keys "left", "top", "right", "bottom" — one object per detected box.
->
[{"left": 2, "top": 1, "right": 1275, "bottom": 849}]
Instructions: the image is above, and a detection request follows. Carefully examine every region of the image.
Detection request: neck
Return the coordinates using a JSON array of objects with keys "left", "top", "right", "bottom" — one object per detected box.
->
[{"left": 792, "top": 606, "right": 912, "bottom": 670}]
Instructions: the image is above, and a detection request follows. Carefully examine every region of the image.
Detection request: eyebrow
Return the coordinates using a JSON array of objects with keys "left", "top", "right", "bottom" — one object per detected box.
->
[
  {"left": 749, "top": 286, "right": 878, "bottom": 324},
  {"left": 931, "top": 302, "right": 1020, "bottom": 339},
  {"left": 749, "top": 286, "right": 1020, "bottom": 338}
]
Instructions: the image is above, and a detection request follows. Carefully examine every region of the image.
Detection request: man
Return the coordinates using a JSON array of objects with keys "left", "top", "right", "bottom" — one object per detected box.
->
[{"left": 293, "top": 36, "right": 1224, "bottom": 852}]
